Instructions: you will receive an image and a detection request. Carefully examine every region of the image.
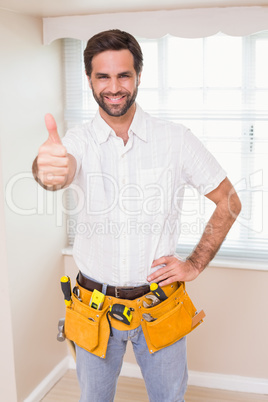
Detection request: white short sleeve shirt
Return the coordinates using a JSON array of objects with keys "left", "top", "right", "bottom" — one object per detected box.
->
[{"left": 62, "top": 104, "right": 226, "bottom": 286}]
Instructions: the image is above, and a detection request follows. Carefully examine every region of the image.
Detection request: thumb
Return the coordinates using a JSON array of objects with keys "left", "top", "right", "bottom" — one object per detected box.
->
[
  {"left": 45, "top": 113, "right": 62, "bottom": 144},
  {"left": 151, "top": 258, "right": 162, "bottom": 267}
]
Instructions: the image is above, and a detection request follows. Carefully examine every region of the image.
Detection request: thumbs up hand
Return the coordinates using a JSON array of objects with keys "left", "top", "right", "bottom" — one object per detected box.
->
[
  {"left": 36, "top": 114, "right": 69, "bottom": 189},
  {"left": 44, "top": 113, "right": 63, "bottom": 145}
]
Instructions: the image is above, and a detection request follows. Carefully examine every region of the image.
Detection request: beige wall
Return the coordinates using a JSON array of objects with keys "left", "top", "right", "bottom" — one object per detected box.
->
[
  {"left": 0, "top": 9, "right": 67, "bottom": 401},
  {"left": 0, "top": 144, "right": 17, "bottom": 400},
  {"left": 64, "top": 255, "right": 268, "bottom": 379},
  {"left": 186, "top": 266, "right": 268, "bottom": 378}
]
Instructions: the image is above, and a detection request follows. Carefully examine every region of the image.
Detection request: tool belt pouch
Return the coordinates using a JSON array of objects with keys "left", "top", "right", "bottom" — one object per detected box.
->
[
  {"left": 140, "top": 282, "right": 204, "bottom": 354},
  {"left": 64, "top": 284, "right": 110, "bottom": 358}
]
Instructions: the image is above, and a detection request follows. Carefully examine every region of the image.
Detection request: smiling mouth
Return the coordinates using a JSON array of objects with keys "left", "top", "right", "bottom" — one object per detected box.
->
[{"left": 104, "top": 95, "right": 126, "bottom": 104}]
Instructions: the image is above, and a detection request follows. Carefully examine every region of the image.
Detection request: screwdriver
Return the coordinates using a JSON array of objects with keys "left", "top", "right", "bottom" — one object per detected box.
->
[
  {"left": 60, "top": 276, "right": 72, "bottom": 306},
  {"left": 150, "top": 283, "right": 168, "bottom": 301}
]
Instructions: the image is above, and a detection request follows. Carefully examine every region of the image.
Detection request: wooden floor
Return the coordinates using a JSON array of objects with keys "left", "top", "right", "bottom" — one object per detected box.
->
[{"left": 42, "top": 370, "right": 268, "bottom": 402}]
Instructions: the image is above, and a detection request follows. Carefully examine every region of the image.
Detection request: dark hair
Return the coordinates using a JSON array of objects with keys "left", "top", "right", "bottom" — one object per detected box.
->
[{"left": 84, "top": 29, "right": 143, "bottom": 77}]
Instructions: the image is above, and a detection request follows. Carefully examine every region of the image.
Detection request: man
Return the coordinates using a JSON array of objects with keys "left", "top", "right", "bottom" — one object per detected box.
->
[{"left": 32, "top": 30, "right": 241, "bottom": 401}]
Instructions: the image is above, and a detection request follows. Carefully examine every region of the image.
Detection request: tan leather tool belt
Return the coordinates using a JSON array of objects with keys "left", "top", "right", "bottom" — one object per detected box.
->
[{"left": 64, "top": 280, "right": 205, "bottom": 358}]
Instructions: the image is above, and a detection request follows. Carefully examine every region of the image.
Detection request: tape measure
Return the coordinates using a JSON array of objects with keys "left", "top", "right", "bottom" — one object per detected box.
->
[{"left": 109, "top": 304, "right": 133, "bottom": 325}]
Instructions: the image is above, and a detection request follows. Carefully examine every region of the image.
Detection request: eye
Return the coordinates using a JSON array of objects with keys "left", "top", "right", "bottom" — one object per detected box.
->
[
  {"left": 96, "top": 74, "right": 109, "bottom": 80},
  {"left": 119, "top": 74, "right": 130, "bottom": 79}
]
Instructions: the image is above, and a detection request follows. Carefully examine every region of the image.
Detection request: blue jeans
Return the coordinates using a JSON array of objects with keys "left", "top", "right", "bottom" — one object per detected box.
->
[{"left": 76, "top": 326, "right": 188, "bottom": 402}]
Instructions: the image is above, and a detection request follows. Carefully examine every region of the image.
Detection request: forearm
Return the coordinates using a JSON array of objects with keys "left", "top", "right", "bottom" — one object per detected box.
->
[
  {"left": 148, "top": 178, "right": 241, "bottom": 285},
  {"left": 187, "top": 190, "right": 241, "bottom": 272}
]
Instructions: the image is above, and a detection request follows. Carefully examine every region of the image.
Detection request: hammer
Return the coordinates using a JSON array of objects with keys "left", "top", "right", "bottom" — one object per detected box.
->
[
  {"left": 57, "top": 318, "right": 76, "bottom": 361},
  {"left": 57, "top": 318, "right": 66, "bottom": 342}
]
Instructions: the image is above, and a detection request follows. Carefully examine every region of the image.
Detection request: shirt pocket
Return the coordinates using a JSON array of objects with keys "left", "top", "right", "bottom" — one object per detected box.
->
[
  {"left": 139, "top": 168, "right": 165, "bottom": 216},
  {"left": 139, "top": 167, "right": 164, "bottom": 188}
]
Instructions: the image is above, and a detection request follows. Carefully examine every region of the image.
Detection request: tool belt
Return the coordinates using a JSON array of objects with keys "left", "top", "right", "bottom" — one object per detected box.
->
[{"left": 64, "top": 274, "right": 205, "bottom": 359}]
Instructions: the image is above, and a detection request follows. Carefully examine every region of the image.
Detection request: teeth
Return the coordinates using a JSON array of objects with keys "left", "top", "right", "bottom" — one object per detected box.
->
[{"left": 106, "top": 96, "right": 124, "bottom": 100}]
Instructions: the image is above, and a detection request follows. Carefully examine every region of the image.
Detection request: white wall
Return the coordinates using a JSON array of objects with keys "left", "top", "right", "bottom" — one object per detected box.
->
[{"left": 0, "top": 9, "right": 68, "bottom": 401}]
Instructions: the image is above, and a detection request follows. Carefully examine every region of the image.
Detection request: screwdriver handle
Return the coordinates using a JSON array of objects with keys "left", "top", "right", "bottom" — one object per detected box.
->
[
  {"left": 150, "top": 283, "right": 168, "bottom": 301},
  {"left": 60, "top": 276, "right": 72, "bottom": 306}
]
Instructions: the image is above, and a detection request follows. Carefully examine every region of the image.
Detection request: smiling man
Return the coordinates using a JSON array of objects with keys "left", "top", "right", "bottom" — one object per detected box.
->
[{"left": 32, "top": 30, "right": 241, "bottom": 402}]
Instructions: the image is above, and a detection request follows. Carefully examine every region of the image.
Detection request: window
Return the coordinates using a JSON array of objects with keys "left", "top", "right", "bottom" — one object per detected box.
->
[{"left": 63, "top": 33, "right": 268, "bottom": 261}]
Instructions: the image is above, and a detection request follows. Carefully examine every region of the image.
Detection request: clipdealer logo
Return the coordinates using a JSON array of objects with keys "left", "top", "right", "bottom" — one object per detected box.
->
[
  {"left": 66, "top": 217, "right": 209, "bottom": 239},
  {"left": 5, "top": 170, "right": 210, "bottom": 223},
  {"left": 4, "top": 169, "right": 265, "bottom": 235},
  {"left": 230, "top": 169, "right": 264, "bottom": 234}
]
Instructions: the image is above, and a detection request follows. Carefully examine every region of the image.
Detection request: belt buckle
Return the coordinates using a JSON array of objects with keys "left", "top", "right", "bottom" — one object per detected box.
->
[{"left": 115, "top": 286, "right": 135, "bottom": 298}]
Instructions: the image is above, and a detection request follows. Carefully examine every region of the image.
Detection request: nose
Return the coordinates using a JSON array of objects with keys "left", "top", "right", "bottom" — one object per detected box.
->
[{"left": 109, "top": 77, "right": 121, "bottom": 94}]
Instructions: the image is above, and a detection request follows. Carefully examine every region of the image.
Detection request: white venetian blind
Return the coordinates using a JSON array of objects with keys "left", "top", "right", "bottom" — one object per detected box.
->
[{"left": 63, "top": 32, "right": 268, "bottom": 261}]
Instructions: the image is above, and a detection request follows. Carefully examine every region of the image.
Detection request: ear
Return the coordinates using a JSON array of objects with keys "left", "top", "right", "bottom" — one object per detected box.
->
[
  {"left": 137, "top": 72, "right": 142, "bottom": 86},
  {"left": 86, "top": 73, "right": 92, "bottom": 89}
]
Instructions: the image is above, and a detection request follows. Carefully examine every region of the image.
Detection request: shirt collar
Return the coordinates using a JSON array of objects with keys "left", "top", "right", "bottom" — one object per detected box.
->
[
  {"left": 92, "top": 110, "right": 112, "bottom": 144},
  {"left": 92, "top": 103, "right": 147, "bottom": 144},
  {"left": 130, "top": 103, "right": 147, "bottom": 142}
]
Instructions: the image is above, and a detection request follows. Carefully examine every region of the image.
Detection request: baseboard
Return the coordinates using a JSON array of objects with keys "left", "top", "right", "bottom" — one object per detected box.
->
[
  {"left": 24, "top": 357, "right": 268, "bottom": 401},
  {"left": 69, "top": 355, "right": 76, "bottom": 370},
  {"left": 24, "top": 357, "right": 70, "bottom": 402},
  {"left": 120, "top": 362, "right": 268, "bottom": 395},
  {"left": 120, "top": 361, "right": 143, "bottom": 379},
  {"left": 188, "top": 370, "right": 268, "bottom": 395}
]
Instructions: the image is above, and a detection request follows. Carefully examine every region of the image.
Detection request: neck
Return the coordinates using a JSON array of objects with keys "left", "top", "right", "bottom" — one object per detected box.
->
[{"left": 99, "top": 103, "right": 136, "bottom": 140}]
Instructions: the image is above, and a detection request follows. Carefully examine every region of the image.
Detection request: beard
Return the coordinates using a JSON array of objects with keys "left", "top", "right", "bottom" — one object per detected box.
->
[{"left": 91, "top": 82, "right": 138, "bottom": 117}]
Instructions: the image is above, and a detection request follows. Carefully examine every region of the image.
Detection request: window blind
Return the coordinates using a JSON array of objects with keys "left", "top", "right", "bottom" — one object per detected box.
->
[{"left": 63, "top": 33, "right": 268, "bottom": 261}]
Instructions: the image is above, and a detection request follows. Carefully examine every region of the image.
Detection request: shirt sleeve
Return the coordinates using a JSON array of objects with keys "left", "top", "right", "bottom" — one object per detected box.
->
[
  {"left": 62, "top": 125, "right": 88, "bottom": 182},
  {"left": 181, "top": 129, "right": 227, "bottom": 195}
]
